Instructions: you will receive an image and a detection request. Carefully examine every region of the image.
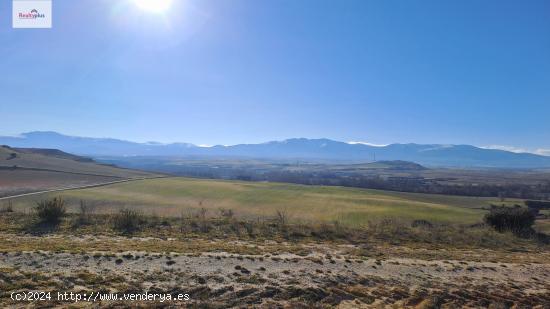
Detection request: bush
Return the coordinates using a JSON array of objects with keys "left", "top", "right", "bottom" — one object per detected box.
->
[
  {"left": 73, "top": 200, "right": 94, "bottom": 226},
  {"left": 484, "top": 205, "right": 535, "bottom": 235},
  {"left": 411, "top": 219, "right": 433, "bottom": 228},
  {"left": 34, "top": 197, "right": 66, "bottom": 224},
  {"left": 196, "top": 208, "right": 210, "bottom": 233},
  {"left": 275, "top": 209, "right": 289, "bottom": 226},
  {"left": 0, "top": 201, "right": 14, "bottom": 213},
  {"left": 218, "top": 208, "right": 234, "bottom": 219},
  {"left": 112, "top": 208, "right": 143, "bottom": 233}
]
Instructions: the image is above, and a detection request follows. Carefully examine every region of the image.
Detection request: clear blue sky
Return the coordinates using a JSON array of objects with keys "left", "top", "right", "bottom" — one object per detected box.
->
[{"left": 1, "top": 0, "right": 549, "bottom": 153}]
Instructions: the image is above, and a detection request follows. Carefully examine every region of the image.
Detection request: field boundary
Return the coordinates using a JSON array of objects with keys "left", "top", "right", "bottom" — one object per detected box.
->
[{"left": 0, "top": 165, "right": 144, "bottom": 178}]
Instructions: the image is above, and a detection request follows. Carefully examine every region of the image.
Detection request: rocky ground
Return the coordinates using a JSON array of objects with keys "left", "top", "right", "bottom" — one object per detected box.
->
[{"left": 0, "top": 234, "right": 549, "bottom": 308}]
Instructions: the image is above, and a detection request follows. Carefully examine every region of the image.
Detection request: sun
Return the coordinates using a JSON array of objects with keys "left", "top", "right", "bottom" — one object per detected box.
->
[{"left": 133, "top": 0, "right": 173, "bottom": 13}]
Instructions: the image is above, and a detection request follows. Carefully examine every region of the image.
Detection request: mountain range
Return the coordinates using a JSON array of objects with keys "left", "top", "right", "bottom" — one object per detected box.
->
[{"left": 1, "top": 131, "right": 550, "bottom": 169}]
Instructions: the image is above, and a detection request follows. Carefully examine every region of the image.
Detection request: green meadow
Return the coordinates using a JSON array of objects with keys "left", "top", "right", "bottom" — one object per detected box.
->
[{"left": 6, "top": 177, "right": 516, "bottom": 227}]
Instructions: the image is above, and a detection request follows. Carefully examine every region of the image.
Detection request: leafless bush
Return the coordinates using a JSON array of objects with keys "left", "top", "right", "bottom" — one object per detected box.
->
[
  {"left": 147, "top": 212, "right": 160, "bottom": 227},
  {"left": 112, "top": 208, "right": 144, "bottom": 234},
  {"left": 196, "top": 207, "right": 208, "bottom": 219},
  {"left": 275, "top": 209, "right": 289, "bottom": 227},
  {"left": 411, "top": 219, "right": 433, "bottom": 228},
  {"left": 218, "top": 208, "right": 234, "bottom": 219},
  {"left": 0, "top": 200, "right": 14, "bottom": 213},
  {"left": 317, "top": 222, "right": 334, "bottom": 237},
  {"left": 243, "top": 221, "right": 256, "bottom": 237},
  {"left": 179, "top": 209, "right": 188, "bottom": 233},
  {"left": 313, "top": 219, "right": 347, "bottom": 240},
  {"left": 332, "top": 219, "right": 343, "bottom": 233},
  {"left": 485, "top": 205, "right": 535, "bottom": 236},
  {"left": 366, "top": 218, "right": 411, "bottom": 243},
  {"left": 75, "top": 200, "right": 95, "bottom": 225},
  {"left": 34, "top": 197, "right": 66, "bottom": 224},
  {"left": 197, "top": 207, "right": 210, "bottom": 232}
]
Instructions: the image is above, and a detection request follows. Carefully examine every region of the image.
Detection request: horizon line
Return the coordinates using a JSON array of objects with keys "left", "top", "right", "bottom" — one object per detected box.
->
[{"left": 1, "top": 130, "right": 549, "bottom": 157}]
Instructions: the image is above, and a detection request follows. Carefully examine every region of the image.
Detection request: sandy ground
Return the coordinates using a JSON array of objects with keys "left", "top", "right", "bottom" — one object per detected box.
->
[{"left": 0, "top": 235, "right": 549, "bottom": 308}]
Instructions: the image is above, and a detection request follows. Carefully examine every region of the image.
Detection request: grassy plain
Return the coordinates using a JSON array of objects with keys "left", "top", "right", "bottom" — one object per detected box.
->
[{"left": 7, "top": 177, "right": 519, "bottom": 226}]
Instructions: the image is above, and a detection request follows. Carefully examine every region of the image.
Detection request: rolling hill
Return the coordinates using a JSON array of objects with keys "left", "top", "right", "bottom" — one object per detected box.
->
[
  {"left": 0, "top": 145, "right": 153, "bottom": 178},
  {"left": 0, "top": 145, "right": 158, "bottom": 198}
]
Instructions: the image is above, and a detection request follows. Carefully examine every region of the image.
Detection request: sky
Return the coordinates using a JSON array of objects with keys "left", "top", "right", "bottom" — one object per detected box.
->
[{"left": 0, "top": 0, "right": 549, "bottom": 154}]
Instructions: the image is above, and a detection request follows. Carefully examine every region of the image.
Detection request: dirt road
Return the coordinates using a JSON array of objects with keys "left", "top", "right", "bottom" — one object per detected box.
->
[{"left": 0, "top": 176, "right": 167, "bottom": 201}]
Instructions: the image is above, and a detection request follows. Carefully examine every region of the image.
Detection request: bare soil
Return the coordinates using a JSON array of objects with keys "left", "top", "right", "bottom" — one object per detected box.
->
[{"left": 0, "top": 234, "right": 548, "bottom": 308}]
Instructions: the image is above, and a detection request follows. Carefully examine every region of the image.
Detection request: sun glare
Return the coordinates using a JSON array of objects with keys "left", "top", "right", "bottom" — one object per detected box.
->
[{"left": 134, "top": 0, "right": 173, "bottom": 13}]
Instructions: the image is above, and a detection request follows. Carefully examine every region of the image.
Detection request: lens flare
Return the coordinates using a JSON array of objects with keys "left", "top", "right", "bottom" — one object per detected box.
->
[{"left": 133, "top": 0, "right": 173, "bottom": 13}]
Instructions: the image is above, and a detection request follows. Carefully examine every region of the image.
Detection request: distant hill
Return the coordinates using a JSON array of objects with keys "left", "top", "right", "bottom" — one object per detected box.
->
[
  {"left": 1, "top": 131, "right": 550, "bottom": 169},
  {"left": 368, "top": 160, "right": 427, "bottom": 170},
  {"left": 9, "top": 147, "right": 94, "bottom": 162},
  {"left": 0, "top": 132, "right": 194, "bottom": 157},
  {"left": 0, "top": 145, "right": 154, "bottom": 178}
]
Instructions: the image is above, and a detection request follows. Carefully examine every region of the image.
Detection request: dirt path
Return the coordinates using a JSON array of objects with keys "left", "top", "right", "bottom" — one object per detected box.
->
[{"left": 0, "top": 176, "right": 167, "bottom": 201}]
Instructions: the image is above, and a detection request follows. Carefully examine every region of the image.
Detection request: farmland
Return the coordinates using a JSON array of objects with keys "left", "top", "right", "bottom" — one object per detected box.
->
[
  {"left": 0, "top": 146, "right": 158, "bottom": 197},
  {"left": 5, "top": 177, "right": 505, "bottom": 226},
  {"left": 1, "top": 176, "right": 549, "bottom": 307},
  {"left": 1, "top": 156, "right": 549, "bottom": 307},
  {"left": 98, "top": 156, "right": 550, "bottom": 200}
]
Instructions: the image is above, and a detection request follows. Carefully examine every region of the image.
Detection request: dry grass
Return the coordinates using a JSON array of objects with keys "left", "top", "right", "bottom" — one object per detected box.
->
[
  {"left": 0, "top": 210, "right": 548, "bottom": 308},
  {"left": 0, "top": 211, "right": 546, "bottom": 259}
]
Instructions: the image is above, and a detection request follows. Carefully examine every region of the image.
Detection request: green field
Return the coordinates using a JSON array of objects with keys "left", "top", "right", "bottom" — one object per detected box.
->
[{"left": 7, "top": 177, "right": 519, "bottom": 227}]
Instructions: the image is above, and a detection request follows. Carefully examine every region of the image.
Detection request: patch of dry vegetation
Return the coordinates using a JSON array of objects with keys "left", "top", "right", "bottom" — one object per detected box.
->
[{"left": 0, "top": 201, "right": 548, "bottom": 261}]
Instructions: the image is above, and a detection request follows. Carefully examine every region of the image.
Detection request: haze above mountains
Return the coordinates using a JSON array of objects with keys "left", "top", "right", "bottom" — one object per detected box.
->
[{"left": 1, "top": 131, "right": 550, "bottom": 169}]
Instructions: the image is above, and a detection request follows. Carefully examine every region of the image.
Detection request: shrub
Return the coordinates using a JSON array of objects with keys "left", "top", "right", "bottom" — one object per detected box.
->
[
  {"left": 34, "top": 197, "right": 66, "bottom": 224},
  {"left": 219, "top": 208, "right": 234, "bottom": 219},
  {"left": 275, "top": 209, "right": 289, "bottom": 226},
  {"left": 367, "top": 218, "right": 409, "bottom": 242},
  {"left": 74, "top": 200, "right": 94, "bottom": 226},
  {"left": 197, "top": 208, "right": 210, "bottom": 232},
  {"left": 112, "top": 209, "right": 143, "bottom": 233},
  {"left": 0, "top": 201, "right": 14, "bottom": 213},
  {"left": 484, "top": 205, "right": 535, "bottom": 235},
  {"left": 411, "top": 219, "right": 433, "bottom": 228}
]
